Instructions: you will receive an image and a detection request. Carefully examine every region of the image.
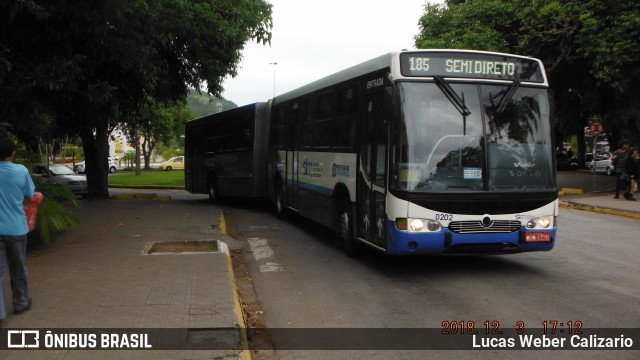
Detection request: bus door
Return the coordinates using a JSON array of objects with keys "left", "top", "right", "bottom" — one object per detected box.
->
[
  {"left": 357, "top": 93, "right": 388, "bottom": 248},
  {"left": 286, "top": 151, "right": 299, "bottom": 209},
  {"left": 286, "top": 106, "right": 301, "bottom": 210}
]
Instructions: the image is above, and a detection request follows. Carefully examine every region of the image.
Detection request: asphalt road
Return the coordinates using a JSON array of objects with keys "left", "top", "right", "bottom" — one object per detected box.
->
[{"left": 224, "top": 200, "right": 639, "bottom": 360}]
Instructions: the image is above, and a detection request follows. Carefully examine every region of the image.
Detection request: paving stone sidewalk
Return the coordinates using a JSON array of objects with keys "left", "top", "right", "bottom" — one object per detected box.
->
[{"left": 1, "top": 190, "right": 247, "bottom": 360}]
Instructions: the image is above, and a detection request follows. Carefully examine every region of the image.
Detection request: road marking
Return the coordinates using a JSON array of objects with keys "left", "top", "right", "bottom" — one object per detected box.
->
[{"left": 247, "top": 237, "right": 285, "bottom": 272}]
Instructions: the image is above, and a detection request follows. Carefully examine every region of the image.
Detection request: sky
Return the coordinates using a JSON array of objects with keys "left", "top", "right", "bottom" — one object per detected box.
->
[{"left": 221, "top": 0, "right": 442, "bottom": 106}]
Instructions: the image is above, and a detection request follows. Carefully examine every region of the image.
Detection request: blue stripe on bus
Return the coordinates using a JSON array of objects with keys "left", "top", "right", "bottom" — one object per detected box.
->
[
  {"left": 386, "top": 220, "right": 556, "bottom": 255},
  {"left": 286, "top": 179, "right": 333, "bottom": 196}
]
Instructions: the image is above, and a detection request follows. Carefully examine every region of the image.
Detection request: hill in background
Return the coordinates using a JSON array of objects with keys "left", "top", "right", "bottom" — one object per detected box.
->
[{"left": 187, "top": 89, "right": 237, "bottom": 119}]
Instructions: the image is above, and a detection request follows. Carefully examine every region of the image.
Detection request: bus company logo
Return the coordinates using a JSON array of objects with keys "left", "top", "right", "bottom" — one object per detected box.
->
[
  {"left": 303, "top": 158, "right": 310, "bottom": 177},
  {"left": 303, "top": 158, "right": 323, "bottom": 178},
  {"left": 332, "top": 163, "right": 350, "bottom": 177},
  {"left": 7, "top": 330, "right": 40, "bottom": 348},
  {"left": 513, "top": 161, "right": 535, "bottom": 169}
]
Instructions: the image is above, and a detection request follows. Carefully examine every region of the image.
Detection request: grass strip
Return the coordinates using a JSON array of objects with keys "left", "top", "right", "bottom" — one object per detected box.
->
[{"left": 108, "top": 170, "right": 185, "bottom": 186}]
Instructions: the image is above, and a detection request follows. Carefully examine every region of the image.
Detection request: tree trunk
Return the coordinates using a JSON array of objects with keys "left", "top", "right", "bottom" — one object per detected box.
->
[
  {"left": 576, "top": 125, "right": 587, "bottom": 168},
  {"left": 141, "top": 136, "right": 154, "bottom": 170},
  {"left": 81, "top": 122, "right": 110, "bottom": 199},
  {"left": 132, "top": 126, "right": 141, "bottom": 176}
]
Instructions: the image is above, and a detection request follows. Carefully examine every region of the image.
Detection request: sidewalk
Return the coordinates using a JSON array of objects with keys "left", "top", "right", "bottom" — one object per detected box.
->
[
  {"left": 1, "top": 189, "right": 249, "bottom": 359},
  {"left": 560, "top": 188, "right": 640, "bottom": 220}
]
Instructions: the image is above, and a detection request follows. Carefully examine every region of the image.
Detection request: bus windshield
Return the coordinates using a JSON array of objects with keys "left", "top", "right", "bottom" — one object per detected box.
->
[{"left": 392, "top": 81, "right": 555, "bottom": 192}]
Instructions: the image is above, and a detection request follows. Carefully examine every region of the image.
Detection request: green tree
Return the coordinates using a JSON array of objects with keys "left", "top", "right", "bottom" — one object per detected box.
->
[
  {"left": 573, "top": 0, "right": 640, "bottom": 146},
  {"left": 415, "top": 0, "right": 640, "bottom": 158},
  {"left": 0, "top": 0, "right": 272, "bottom": 198},
  {"left": 137, "top": 96, "right": 195, "bottom": 170},
  {"left": 415, "top": 1, "right": 517, "bottom": 52}
]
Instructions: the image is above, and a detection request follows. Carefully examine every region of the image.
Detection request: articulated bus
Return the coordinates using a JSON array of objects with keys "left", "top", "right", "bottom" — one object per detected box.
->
[
  {"left": 188, "top": 50, "right": 558, "bottom": 256},
  {"left": 185, "top": 102, "right": 270, "bottom": 202}
]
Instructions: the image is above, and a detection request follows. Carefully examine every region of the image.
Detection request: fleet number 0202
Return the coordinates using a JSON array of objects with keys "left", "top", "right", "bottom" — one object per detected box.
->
[{"left": 408, "top": 57, "right": 430, "bottom": 71}]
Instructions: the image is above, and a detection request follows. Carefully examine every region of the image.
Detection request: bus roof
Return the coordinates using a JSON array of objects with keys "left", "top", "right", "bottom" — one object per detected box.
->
[
  {"left": 186, "top": 102, "right": 262, "bottom": 127},
  {"left": 274, "top": 49, "right": 547, "bottom": 104},
  {"left": 274, "top": 52, "right": 399, "bottom": 104}
]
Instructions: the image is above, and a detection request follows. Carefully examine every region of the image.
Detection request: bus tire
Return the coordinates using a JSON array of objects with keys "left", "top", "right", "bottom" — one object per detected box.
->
[
  {"left": 208, "top": 178, "right": 219, "bottom": 204},
  {"left": 335, "top": 196, "right": 360, "bottom": 257},
  {"left": 275, "top": 180, "right": 287, "bottom": 220}
]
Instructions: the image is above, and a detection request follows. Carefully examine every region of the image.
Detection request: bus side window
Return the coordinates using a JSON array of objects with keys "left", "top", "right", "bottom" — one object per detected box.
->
[
  {"left": 270, "top": 107, "right": 287, "bottom": 149},
  {"left": 335, "top": 86, "right": 357, "bottom": 148},
  {"left": 315, "top": 91, "right": 336, "bottom": 148},
  {"left": 301, "top": 98, "right": 316, "bottom": 148},
  {"left": 289, "top": 104, "right": 301, "bottom": 149}
]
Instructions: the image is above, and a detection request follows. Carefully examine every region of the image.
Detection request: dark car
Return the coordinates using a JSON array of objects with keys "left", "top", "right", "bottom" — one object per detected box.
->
[{"left": 556, "top": 152, "right": 578, "bottom": 171}]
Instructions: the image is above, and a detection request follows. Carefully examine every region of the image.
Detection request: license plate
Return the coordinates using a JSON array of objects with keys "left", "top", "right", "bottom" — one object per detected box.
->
[{"left": 525, "top": 232, "right": 551, "bottom": 242}]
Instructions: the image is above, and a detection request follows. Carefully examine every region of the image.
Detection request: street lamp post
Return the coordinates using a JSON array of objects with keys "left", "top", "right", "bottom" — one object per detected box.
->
[{"left": 269, "top": 62, "right": 277, "bottom": 98}]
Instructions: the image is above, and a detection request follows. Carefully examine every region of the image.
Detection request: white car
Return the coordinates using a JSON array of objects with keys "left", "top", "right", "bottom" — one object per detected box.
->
[
  {"left": 74, "top": 158, "right": 118, "bottom": 173},
  {"left": 33, "top": 164, "right": 88, "bottom": 197},
  {"left": 589, "top": 152, "right": 615, "bottom": 176}
]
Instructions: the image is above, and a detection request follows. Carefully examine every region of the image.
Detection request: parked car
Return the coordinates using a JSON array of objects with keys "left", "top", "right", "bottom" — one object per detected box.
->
[
  {"left": 32, "top": 163, "right": 88, "bottom": 197},
  {"left": 589, "top": 152, "right": 615, "bottom": 176},
  {"left": 160, "top": 156, "right": 184, "bottom": 171},
  {"left": 74, "top": 158, "right": 118, "bottom": 173}
]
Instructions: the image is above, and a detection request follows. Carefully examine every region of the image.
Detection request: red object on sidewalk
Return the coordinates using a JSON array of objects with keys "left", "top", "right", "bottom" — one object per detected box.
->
[{"left": 24, "top": 192, "right": 44, "bottom": 232}]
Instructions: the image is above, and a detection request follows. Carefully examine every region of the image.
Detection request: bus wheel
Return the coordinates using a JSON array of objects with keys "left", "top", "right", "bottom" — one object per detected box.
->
[
  {"left": 275, "top": 181, "right": 287, "bottom": 219},
  {"left": 208, "top": 178, "right": 219, "bottom": 204},
  {"left": 335, "top": 197, "right": 360, "bottom": 257}
]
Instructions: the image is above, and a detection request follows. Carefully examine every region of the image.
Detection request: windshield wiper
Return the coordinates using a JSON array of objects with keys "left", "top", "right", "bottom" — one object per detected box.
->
[
  {"left": 496, "top": 80, "right": 521, "bottom": 113},
  {"left": 433, "top": 76, "right": 471, "bottom": 117}
]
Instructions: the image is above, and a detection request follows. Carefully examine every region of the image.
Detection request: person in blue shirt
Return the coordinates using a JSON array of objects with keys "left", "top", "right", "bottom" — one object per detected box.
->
[{"left": 0, "top": 137, "right": 35, "bottom": 326}]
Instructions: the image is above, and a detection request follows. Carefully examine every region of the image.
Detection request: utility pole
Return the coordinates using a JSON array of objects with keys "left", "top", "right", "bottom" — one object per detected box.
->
[{"left": 269, "top": 62, "right": 278, "bottom": 98}]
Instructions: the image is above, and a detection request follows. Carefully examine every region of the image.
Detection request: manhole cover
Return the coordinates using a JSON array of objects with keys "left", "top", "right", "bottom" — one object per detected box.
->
[{"left": 146, "top": 240, "right": 218, "bottom": 254}]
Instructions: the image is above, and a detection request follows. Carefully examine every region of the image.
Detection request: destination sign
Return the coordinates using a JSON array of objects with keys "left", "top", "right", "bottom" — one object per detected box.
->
[{"left": 400, "top": 52, "right": 544, "bottom": 82}]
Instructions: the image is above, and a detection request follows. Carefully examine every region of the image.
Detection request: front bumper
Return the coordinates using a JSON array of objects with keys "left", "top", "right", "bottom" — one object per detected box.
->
[{"left": 385, "top": 220, "right": 556, "bottom": 255}]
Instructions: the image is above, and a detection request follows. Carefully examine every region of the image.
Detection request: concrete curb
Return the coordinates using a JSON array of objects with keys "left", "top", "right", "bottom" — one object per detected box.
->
[
  {"left": 559, "top": 201, "right": 640, "bottom": 220},
  {"left": 558, "top": 187, "right": 583, "bottom": 196},
  {"left": 109, "top": 184, "right": 185, "bottom": 190},
  {"left": 558, "top": 188, "right": 640, "bottom": 220},
  {"left": 218, "top": 209, "right": 252, "bottom": 360},
  {"left": 111, "top": 193, "right": 172, "bottom": 202}
]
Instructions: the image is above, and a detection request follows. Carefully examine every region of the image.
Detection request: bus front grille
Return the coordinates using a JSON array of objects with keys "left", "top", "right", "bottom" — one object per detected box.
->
[{"left": 448, "top": 220, "right": 521, "bottom": 234}]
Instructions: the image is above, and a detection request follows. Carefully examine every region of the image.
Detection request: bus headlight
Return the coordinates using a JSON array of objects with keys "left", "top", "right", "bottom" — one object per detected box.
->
[
  {"left": 410, "top": 219, "right": 424, "bottom": 231},
  {"left": 396, "top": 218, "right": 442, "bottom": 232},
  {"left": 427, "top": 220, "right": 442, "bottom": 232},
  {"left": 526, "top": 216, "right": 554, "bottom": 229}
]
